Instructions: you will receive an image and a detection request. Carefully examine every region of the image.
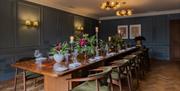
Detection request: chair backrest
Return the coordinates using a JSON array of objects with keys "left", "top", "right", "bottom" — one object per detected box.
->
[
  {"left": 17, "top": 57, "right": 35, "bottom": 62},
  {"left": 88, "top": 67, "right": 112, "bottom": 79},
  {"left": 88, "top": 67, "right": 113, "bottom": 91},
  {"left": 111, "top": 59, "right": 129, "bottom": 67}
]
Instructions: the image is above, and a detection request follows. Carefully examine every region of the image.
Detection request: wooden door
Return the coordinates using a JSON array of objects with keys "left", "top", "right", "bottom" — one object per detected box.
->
[{"left": 170, "top": 20, "right": 180, "bottom": 61}]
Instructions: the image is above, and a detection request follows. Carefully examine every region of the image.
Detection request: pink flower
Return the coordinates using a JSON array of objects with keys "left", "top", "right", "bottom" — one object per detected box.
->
[
  {"left": 79, "top": 39, "right": 87, "bottom": 47},
  {"left": 55, "top": 42, "right": 61, "bottom": 51}
]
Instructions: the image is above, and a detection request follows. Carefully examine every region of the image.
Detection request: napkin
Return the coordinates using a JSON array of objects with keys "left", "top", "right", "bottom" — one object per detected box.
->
[
  {"left": 35, "top": 57, "right": 47, "bottom": 64},
  {"left": 94, "top": 56, "right": 103, "bottom": 60},
  {"left": 69, "top": 62, "right": 81, "bottom": 69},
  {"left": 53, "top": 67, "right": 68, "bottom": 72},
  {"left": 118, "top": 49, "right": 125, "bottom": 53},
  {"left": 89, "top": 58, "right": 96, "bottom": 63},
  {"left": 106, "top": 52, "right": 116, "bottom": 56}
]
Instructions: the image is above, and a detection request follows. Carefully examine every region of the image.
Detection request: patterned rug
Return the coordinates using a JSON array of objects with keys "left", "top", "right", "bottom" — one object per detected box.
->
[{"left": 0, "top": 60, "right": 180, "bottom": 91}]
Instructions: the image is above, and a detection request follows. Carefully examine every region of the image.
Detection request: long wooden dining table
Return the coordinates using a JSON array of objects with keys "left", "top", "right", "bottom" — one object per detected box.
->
[{"left": 12, "top": 47, "right": 137, "bottom": 91}]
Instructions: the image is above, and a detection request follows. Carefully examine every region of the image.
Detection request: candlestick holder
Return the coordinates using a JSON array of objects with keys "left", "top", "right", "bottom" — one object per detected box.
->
[
  {"left": 95, "top": 46, "right": 99, "bottom": 57},
  {"left": 105, "top": 44, "right": 109, "bottom": 56}
]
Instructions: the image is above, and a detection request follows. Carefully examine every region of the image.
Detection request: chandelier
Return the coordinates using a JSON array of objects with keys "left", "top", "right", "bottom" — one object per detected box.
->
[
  {"left": 101, "top": 0, "right": 121, "bottom": 10},
  {"left": 116, "top": 9, "right": 133, "bottom": 16}
]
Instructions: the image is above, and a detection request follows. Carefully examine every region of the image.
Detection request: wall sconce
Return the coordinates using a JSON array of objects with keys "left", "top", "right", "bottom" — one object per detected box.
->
[
  {"left": 33, "top": 21, "right": 39, "bottom": 27},
  {"left": 24, "top": 20, "right": 39, "bottom": 27},
  {"left": 25, "top": 20, "right": 31, "bottom": 27},
  {"left": 77, "top": 26, "right": 84, "bottom": 31}
]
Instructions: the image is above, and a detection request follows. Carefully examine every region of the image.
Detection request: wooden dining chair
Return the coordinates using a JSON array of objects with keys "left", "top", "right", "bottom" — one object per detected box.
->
[
  {"left": 123, "top": 54, "right": 140, "bottom": 90},
  {"left": 14, "top": 57, "right": 43, "bottom": 91},
  {"left": 132, "top": 51, "right": 145, "bottom": 79},
  {"left": 141, "top": 48, "right": 150, "bottom": 71},
  {"left": 67, "top": 67, "right": 113, "bottom": 91},
  {"left": 110, "top": 59, "right": 133, "bottom": 91}
]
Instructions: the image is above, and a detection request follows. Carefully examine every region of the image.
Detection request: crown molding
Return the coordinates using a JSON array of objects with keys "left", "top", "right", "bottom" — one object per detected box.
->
[
  {"left": 25, "top": 0, "right": 98, "bottom": 19},
  {"left": 99, "top": 9, "right": 180, "bottom": 20}
]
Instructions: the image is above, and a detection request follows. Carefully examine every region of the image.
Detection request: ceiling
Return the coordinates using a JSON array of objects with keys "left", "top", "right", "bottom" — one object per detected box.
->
[{"left": 26, "top": 0, "right": 180, "bottom": 19}]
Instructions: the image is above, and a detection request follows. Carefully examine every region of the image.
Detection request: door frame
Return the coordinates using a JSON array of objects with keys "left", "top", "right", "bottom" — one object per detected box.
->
[{"left": 169, "top": 19, "right": 180, "bottom": 61}]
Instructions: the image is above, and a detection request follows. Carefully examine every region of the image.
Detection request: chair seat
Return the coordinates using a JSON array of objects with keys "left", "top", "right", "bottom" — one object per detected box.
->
[
  {"left": 72, "top": 81, "right": 109, "bottom": 91},
  {"left": 26, "top": 72, "right": 42, "bottom": 79},
  {"left": 111, "top": 71, "right": 127, "bottom": 80}
]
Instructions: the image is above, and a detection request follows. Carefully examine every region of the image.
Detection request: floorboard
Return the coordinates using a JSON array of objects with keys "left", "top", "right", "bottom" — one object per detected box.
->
[{"left": 0, "top": 60, "right": 179, "bottom": 91}]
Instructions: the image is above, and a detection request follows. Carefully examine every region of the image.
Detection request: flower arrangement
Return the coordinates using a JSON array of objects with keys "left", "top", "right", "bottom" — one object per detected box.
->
[
  {"left": 50, "top": 42, "right": 70, "bottom": 55},
  {"left": 74, "top": 34, "right": 96, "bottom": 55},
  {"left": 110, "top": 34, "right": 125, "bottom": 50}
]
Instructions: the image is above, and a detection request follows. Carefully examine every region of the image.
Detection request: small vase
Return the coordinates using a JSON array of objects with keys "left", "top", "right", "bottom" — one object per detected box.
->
[
  {"left": 53, "top": 54, "right": 68, "bottom": 72},
  {"left": 83, "top": 53, "right": 88, "bottom": 64},
  {"left": 72, "top": 49, "right": 79, "bottom": 63},
  {"left": 53, "top": 54, "right": 64, "bottom": 63},
  {"left": 65, "top": 53, "right": 70, "bottom": 66}
]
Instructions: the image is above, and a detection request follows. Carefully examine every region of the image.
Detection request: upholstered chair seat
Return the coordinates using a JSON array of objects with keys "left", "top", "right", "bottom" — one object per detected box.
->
[
  {"left": 67, "top": 67, "right": 113, "bottom": 91},
  {"left": 72, "top": 81, "right": 109, "bottom": 91}
]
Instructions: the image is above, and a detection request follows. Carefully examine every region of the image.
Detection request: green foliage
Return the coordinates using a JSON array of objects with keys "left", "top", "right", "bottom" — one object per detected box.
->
[
  {"left": 49, "top": 42, "right": 70, "bottom": 55},
  {"left": 110, "top": 35, "right": 124, "bottom": 49},
  {"left": 74, "top": 34, "right": 96, "bottom": 55},
  {"left": 99, "top": 39, "right": 106, "bottom": 50}
]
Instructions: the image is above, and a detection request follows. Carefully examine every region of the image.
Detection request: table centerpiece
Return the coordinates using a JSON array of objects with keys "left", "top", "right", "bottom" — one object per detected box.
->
[
  {"left": 49, "top": 42, "right": 70, "bottom": 71},
  {"left": 74, "top": 34, "right": 96, "bottom": 63}
]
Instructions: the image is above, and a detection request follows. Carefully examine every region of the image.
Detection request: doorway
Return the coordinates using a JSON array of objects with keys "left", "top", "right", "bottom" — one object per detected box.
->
[{"left": 170, "top": 20, "right": 180, "bottom": 61}]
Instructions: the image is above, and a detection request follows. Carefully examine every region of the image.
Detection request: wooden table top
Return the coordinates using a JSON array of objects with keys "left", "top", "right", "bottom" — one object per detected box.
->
[{"left": 12, "top": 47, "right": 137, "bottom": 77}]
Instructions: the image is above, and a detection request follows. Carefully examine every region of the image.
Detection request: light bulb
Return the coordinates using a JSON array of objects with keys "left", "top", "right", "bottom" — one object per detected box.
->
[
  {"left": 121, "top": 10, "right": 126, "bottom": 15},
  {"left": 111, "top": 1, "right": 115, "bottom": 6},
  {"left": 25, "top": 20, "right": 31, "bottom": 26},
  {"left": 116, "top": 3, "right": 121, "bottom": 8},
  {"left": 116, "top": 11, "right": 120, "bottom": 16},
  {"left": 33, "top": 21, "right": 39, "bottom": 27},
  {"left": 127, "top": 9, "right": 132, "bottom": 16},
  {"left": 106, "top": 7, "right": 110, "bottom": 10}
]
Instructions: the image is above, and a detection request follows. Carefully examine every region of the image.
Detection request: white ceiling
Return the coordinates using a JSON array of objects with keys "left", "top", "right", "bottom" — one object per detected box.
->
[{"left": 26, "top": 0, "right": 180, "bottom": 19}]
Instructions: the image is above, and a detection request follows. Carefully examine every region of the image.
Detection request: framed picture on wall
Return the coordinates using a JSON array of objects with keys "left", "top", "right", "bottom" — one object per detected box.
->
[
  {"left": 130, "top": 24, "right": 141, "bottom": 39},
  {"left": 117, "top": 25, "right": 128, "bottom": 39}
]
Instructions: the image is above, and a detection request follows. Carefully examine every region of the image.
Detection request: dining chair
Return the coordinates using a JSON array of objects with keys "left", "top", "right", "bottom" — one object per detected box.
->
[
  {"left": 141, "top": 48, "right": 150, "bottom": 71},
  {"left": 123, "top": 54, "right": 139, "bottom": 90},
  {"left": 131, "top": 50, "right": 148, "bottom": 80},
  {"left": 14, "top": 57, "right": 43, "bottom": 91},
  {"left": 110, "top": 59, "right": 133, "bottom": 91},
  {"left": 67, "top": 67, "right": 113, "bottom": 91}
]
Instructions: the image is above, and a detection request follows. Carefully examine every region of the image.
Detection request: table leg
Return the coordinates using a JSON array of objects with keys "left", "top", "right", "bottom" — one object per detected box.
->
[{"left": 44, "top": 74, "right": 72, "bottom": 91}]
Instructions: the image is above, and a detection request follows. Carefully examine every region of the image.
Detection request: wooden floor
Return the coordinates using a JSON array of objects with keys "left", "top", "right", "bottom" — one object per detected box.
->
[
  {"left": 0, "top": 60, "right": 180, "bottom": 91},
  {"left": 138, "top": 61, "right": 180, "bottom": 91}
]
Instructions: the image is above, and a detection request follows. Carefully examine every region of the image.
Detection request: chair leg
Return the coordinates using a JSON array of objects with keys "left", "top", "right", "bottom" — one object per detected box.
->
[
  {"left": 14, "top": 68, "right": 18, "bottom": 91},
  {"left": 109, "top": 74, "right": 114, "bottom": 91},
  {"left": 22, "top": 70, "right": 26, "bottom": 91},
  {"left": 135, "top": 60, "right": 140, "bottom": 87},
  {"left": 96, "top": 79, "right": 100, "bottom": 91},
  {"left": 127, "top": 66, "right": 133, "bottom": 91},
  {"left": 34, "top": 79, "right": 37, "bottom": 87},
  {"left": 136, "top": 57, "right": 141, "bottom": 82},
  {"left": 118, "top": 68, "right": 122, "bottom": 91},
  {"left": 141, "top": 58, "right": 145, "bottom": 79}
]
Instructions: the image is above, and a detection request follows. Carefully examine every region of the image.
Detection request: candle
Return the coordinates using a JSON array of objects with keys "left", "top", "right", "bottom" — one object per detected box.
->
[
  {"left": 95, "top": 27, "right": 99, "bottom": 47},
  {"left": 118, "top": 29, "right": 121, "bottom": 34},
  {"left": 108, "top": 36, "right": 111, "bottom": 42},
  {"left": 70, "top": 36, "right": 74, "bottom": 43},
  {"left": 95, "top": 27, "right": 99, "bottom": 56},
  {"left": 95, "top": 27, "right": 99, "bottom": 33}
]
